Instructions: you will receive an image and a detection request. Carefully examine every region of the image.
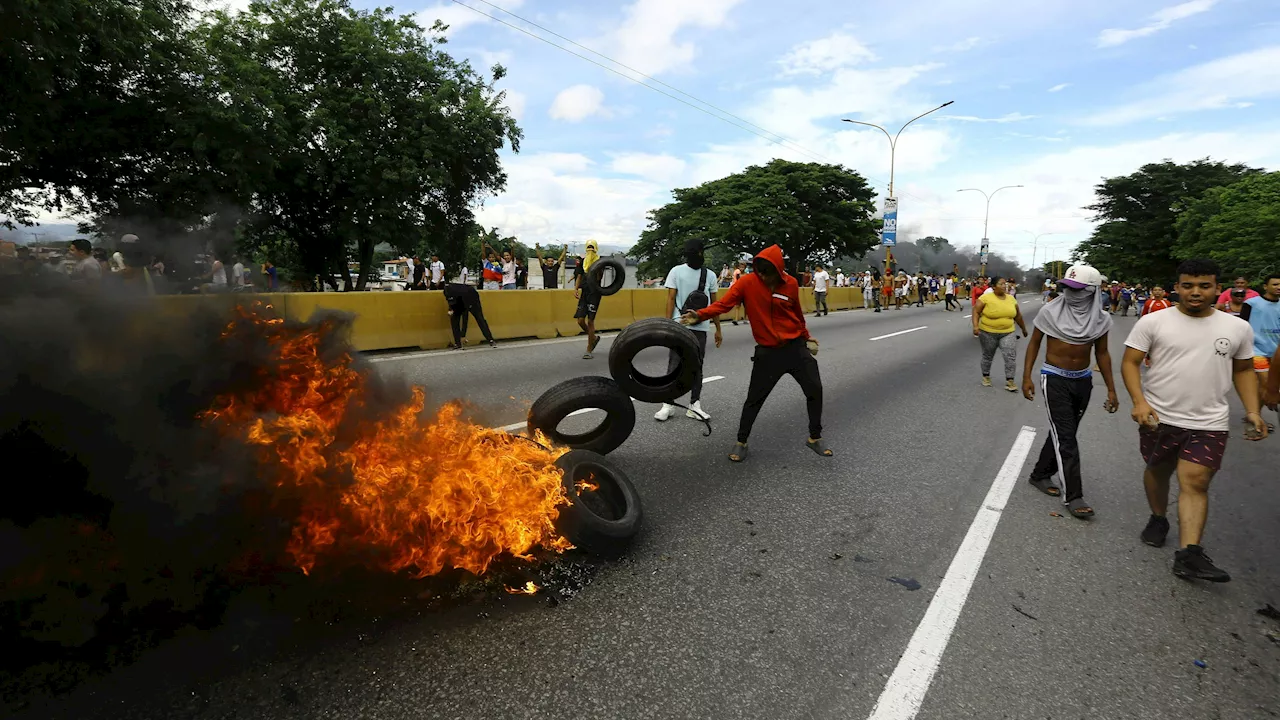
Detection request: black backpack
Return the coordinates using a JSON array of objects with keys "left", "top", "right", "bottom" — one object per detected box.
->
[{"left": 680, "top": 267, "right": 710, "bottom": 314}]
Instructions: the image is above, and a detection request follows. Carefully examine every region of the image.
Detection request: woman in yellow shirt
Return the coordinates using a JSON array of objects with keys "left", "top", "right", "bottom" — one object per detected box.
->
[{"left": 972, "top": 277, "right": 1029, "bottom": 391}]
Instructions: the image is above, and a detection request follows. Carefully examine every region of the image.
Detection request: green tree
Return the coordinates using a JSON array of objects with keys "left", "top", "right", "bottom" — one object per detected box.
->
[
  {"left": 1174, "top": 172, "right": 1280, "bottom": 281},
  {"left": 1074, "top": 158, "right": 1260, "bottom": 285},
  {"left": 197, "top": 0, "right": 521, "bottom": 290},
  {"left": 0, "top": 0, "right": 194, "bottom": 227},
  {"left": 629, "top": 159, "right": 880, "bottom": 279}
]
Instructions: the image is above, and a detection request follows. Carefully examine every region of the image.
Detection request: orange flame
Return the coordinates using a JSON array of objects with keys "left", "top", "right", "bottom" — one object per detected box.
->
[
  {"left": 575, "top": 475, "right": 600, "bottom": 493},
  {"left": 201, "top": 305, "right": 572, "bottom": 578},
  {"left": 505, "top": 581, "right": 540, "bottom": 595}
]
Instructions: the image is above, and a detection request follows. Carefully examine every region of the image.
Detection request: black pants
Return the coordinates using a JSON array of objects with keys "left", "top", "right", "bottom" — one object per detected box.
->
[
  {"left": 945, "top": 293, "right": 957, "bottom": 310},
  {"left": 737, "top": 339, "right": 823, "bottom": 443},
  {"left": 1030, "top": 373, "right": 1092, "bottom": 502},
  {"left": 449, "top": 292, "right": 494, "bottom": 346},
  {"left": 667, "top": 329, "right": 708, "bottom": 403}
]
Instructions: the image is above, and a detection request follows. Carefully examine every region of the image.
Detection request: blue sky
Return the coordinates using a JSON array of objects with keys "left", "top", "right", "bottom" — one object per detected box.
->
[{"left": 220, "top": 0, "right": 1280, "bottom": 266}]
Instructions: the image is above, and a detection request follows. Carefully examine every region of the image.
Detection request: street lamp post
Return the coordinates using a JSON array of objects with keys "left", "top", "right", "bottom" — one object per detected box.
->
[
  {"left": 957, "top": 185, "right": 1023, "bottom": 275},
  {"left": 1021, "top": 231, "right": 1058, "bottom": 272},
  {"left": 842, "top": 101, "right": 954, "bottom": 276}
]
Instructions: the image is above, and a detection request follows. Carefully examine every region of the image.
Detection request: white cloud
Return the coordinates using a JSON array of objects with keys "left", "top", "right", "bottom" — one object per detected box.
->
[
  {"left": 1048, "top": 83, "right": 1071, "bottom": 92},
  {"left": 1096, "top": 0, "right": 1218, "bottom": 48},
  {"left": 502, "top": 90, "right": 527, "bottom": 121},
  {"left": 549, "top": 85, "right": 607, "bottom": 122},
  {"left": 778, "top": 31, "right": 877, "bottom": 76},
  {"left": 946, "top": 112, "right": 1036, "bottom": 123},
  {"left": 933, "top": 36, "right": 984, "bottom": 53},
  {"left": 414, "top": 0, "right": 525, "bottom": 36},
  {"left": 610, "top": 153, "right": 688, "bottom": 184},
  {"left": 594, "top": 0, "right": 745, "bottom": 75},
  {"left": 1081, "top": 46, "right": 1280, "bottom": 125}
]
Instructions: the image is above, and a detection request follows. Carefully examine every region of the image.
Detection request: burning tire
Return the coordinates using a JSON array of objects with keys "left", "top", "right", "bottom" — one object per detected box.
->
[
  {"left": 585, "top": 258, "right": 626, "bottom": 296},
  {"left": 607, "top": 318, "right": 700, "bottom": 404},
  {"left": 553, "top": 449, "right": 642, "bottom": 554},
  {"left": 527, "top": 376, "right": 635, "bottom": 455}
]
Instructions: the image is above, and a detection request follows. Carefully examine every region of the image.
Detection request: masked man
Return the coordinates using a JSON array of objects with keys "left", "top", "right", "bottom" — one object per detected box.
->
[{"left": 1021, "top": 264, "right": 1118, "bottom": 519}]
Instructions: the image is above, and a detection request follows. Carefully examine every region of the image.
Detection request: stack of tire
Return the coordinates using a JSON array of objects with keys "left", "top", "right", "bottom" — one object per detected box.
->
[{"left": 526, "top": 258, "right": 704, "bottom": 555}]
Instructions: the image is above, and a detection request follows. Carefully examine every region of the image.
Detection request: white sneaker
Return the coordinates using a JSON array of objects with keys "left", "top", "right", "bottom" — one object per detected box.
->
[
  {"left": 686, "top": 401, "right": 710, "bottom": 420},
  {"left": 654, "top": 404, "right": 675, "bottom": 422}
]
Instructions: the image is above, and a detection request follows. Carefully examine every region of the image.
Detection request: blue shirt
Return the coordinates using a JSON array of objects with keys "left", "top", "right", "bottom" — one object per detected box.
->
[
  {"left": 664, "top": 264, "right": 718, "bottom": 332},
  {"left": 1244, "top": 295, "right": 1280, "bottom": 358}
]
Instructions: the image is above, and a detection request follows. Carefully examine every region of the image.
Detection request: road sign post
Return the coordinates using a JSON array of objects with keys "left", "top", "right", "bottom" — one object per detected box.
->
[{"left": 979, "top": 238, "right": 989, "bottom": 274}]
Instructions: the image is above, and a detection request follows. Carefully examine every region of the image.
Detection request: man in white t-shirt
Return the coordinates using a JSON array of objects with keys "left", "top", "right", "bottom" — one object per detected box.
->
[
  {"left": 835, "top": 269, "right": 845, "bottom": 289},
  {"left": 812, "top": 264, "right": 831, "bottom": 317},
  {"left": 861, "top": 271, "right": 875, "bottom": 310},
  {"left": 655, "top": 239, "right": 722, "bottom": 422},
  {"left": 944, "top": 274, "right": 958, "bottom": 311},
  {"left": 231, "top": 257, "right": 246, "bottom": 288},
  {"left": 1121, "top": 258, "right": 1267, "bottom": 583},
  {"left": 429, "top": 254, "right": 445, "bottom": 289}
]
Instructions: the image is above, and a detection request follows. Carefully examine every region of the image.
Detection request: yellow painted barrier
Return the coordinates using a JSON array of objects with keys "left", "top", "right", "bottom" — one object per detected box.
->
[
  {"left": 827, "top": 287, "right": 852, "bottom": 311},
  {"left": 470, "top": 290, "right": 558, "bottom": 342},
  {"left": 631, "top": 288, "right": 669, "bottom": 322}
]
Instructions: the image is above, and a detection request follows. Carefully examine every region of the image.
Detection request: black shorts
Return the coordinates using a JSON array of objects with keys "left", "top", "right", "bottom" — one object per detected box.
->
[{"left": 575, "top": 292, "right": 600, "bottom": 320}]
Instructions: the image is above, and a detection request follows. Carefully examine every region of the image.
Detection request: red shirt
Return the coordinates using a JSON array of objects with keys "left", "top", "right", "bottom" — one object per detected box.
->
[
  {"left": 1142, "top": 298, "right": 1172, "bottom": 316},
  {"left": 697, "top": 244, "right": 810, "bottom": 347},
  {"left": 970, "top": 284, "right": 988, "bottom": 306}
]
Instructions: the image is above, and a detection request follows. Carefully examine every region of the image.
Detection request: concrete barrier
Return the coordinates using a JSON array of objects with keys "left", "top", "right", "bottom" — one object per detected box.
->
[{"left": 153, "top": 286, "right": 924, "bottom": 352}]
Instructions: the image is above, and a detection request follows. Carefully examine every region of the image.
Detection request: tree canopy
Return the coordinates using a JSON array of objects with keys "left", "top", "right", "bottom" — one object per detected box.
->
[
  {"left": 629, "top": 159, "right": 880, "bottom": 278},
  {"left": 1174, "top": 171, "right": 1280, "bottom": 282},
  {"left": 1074, "top": 158, "right": 1260, "bottom": 284}
]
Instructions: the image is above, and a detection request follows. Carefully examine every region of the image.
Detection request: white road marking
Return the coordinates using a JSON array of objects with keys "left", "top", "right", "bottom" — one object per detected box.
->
[
  {"left": 866, "top": 425, "right": 1038, "bottom": 720},
  {"left": 869, "top": 326, "right": 928, "bottom": 341},
  {"left": 495, "top": 376, "right": 726, "bottom": 433},
  {"left": 963, "top": 314, "right": 972, "bottom": 319}
]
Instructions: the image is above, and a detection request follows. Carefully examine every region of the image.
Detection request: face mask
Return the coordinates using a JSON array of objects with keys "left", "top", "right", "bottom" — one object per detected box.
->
[{"left": 684, "top": 251, "right": 704, "bottom": 269}]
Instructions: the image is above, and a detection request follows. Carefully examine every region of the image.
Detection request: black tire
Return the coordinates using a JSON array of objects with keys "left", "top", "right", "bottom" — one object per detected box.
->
[
  {"left": 553, "top": 449, "right": 642, "bottom": 555},
  {"left": 527, "top": 376, "right": 636, "bottom": 455},
  {"left": 607, "top": 317, "right": 700, "bottom": 403},
  {"left": 585, "top": 258, "right": 626, "bottom": 296}
]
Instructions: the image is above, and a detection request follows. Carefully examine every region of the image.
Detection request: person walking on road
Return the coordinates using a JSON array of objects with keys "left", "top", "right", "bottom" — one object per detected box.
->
[
  {"left": 1141, "top": 286, "right": 1172, "bottom": 316},
  {"left": 574, "top": 241, "right": 603, "bottom": 360},
  {"left": 1021, "top": 264, "right": 1118, "bottom": 519},
  {"left": 973, "top": 277, "right": 1028, "bottom": 391},
  {"left": 1215, "top": 276, "right": 1259, "bottom": 310},
  {"left": 1121, "top": 259, "right": 1268, "bottom": 583},
  {"left": 944, "top": 274, "right": 959, "bottom": 311},
  {"left": 443, "top": 282, "right": 497, "bottom": 349},
  {"left": 1239, "top": 273, "right": 1280, "bottom": 433},
  {"left": 812, "top": 264, "right": 830, "bottom": 317},
  {"left": 656, "top": 239, "right": 722, "bottom": 422},
  {"left": 682, "top": 244, "right": 830, "bottom": 463}
]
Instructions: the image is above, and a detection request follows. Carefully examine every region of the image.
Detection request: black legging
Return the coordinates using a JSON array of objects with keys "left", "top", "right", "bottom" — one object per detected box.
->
[
  {"left": 737, "top": 339, "right": 823, "bottom": 443},
  {"left": 444, "top": 284, "right": 494, "bottom": 346}
]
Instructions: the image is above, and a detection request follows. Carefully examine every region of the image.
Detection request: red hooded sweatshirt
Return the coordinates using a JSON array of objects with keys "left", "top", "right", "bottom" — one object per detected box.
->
[{"left": 695, "top": 244, "right": 810, "bottom": 347}]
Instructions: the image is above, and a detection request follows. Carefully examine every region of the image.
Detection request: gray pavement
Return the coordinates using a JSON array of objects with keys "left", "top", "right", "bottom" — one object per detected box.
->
[{"left": 20, "top": 299, "right": 1280, "bottom": 720}]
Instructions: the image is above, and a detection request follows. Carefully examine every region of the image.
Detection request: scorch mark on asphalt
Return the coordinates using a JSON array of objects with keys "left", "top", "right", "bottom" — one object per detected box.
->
[
  {"left": 497, "top": 376, "right": 726, "bottom": 433},
  {"left": 869, "top": 326, "right": 928, "bottom": 341},
  {"left": 865, "top": 425, "right": 1037, "bottom": 720}
]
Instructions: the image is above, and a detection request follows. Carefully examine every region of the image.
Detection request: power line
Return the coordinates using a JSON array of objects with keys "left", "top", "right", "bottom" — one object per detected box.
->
[{"left": 445, "top": 0, "right": 952, "bottom": 212}]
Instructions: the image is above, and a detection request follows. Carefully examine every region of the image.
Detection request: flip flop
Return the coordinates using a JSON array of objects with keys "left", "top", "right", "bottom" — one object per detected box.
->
[
  {"left": 728, "top": 442, "right": 749, "bottom": 463},
  {"left": 582, "top": 352, "right": 593, "bottom": 360},
  {"left": 1066, "top": 497, "right": 1094, "bottom": 519},
  {"left": 806, "top": 439, "right": 833, "bottom": 457},
  {"left": 1029, "top": 477, "right": 1060, "bottom": 497}
]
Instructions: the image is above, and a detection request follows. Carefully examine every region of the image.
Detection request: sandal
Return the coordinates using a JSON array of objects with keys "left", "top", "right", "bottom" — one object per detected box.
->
[
  {"left": 806, "top": 438, "right": 833, "bottom": 457},
  {"left": 728, "top": 442, "right": 749, "bottom": 463},
  {"left": 1029, "top": 477, "right": 1060, "bottom": 497},
  {"left": 1066, "top": 497, "right": 1094, "bottom": 519}
]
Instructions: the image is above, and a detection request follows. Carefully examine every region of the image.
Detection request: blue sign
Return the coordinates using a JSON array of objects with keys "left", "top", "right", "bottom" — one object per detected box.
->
[{"left": 881, "top": 198, "right": 898, "bottom": 247}]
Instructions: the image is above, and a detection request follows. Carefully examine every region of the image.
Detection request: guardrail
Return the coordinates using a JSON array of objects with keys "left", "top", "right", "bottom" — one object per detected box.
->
[{"left": 157, "top": 287, "right": 930, "bottom": 351}]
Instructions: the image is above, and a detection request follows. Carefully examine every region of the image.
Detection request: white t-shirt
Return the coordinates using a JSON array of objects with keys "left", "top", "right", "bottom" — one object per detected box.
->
[
  {"left": 813, "top": 270, "right": 830, "bottom": 292},
  {"left": 1124, "top": 308, "right": 1254, "bottom": 431},
  {"left": 232, "top": 262, "right": 245, "bottom": 286},
  {"left": 945, "top": 278, "right": 955, "bottom": 294},
  {"left": 430, "top": 260, "right": 444, "bottom": 283},
  {"left": 664, "top": 264, "right": 718, "bottom": 332},
  {"left": 835, "top": 273, "right": 845, "bottom": 287},
  {"left": 862, "top": 274, "right": 873, "bottom": 290},
  {"left": 502, "top": 259, "right": 517, "bottom": 285},
  {"left": 459, "top": 267, "right": 469, "bottom": 284}
]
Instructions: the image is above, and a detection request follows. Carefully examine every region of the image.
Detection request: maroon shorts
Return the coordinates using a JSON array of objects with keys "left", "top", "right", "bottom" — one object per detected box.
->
[{"left": 1139, "top": 423, "right": 1229, "bottom": 472}]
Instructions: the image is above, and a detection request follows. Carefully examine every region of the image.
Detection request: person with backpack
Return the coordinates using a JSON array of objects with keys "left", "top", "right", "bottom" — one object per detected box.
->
[{"left": 655, "top": 239, "right": 722, "bottom": 422}]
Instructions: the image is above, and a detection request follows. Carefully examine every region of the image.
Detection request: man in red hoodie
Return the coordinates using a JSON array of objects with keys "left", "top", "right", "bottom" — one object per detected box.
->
[{"left": 683, "top": 245, "right": 832, "bottom": 462}]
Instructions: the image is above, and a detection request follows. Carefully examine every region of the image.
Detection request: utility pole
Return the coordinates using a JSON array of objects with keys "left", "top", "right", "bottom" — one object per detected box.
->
[
  {"left": 957, "top": 185, "right": 1023, "bottom": 276},
  {"left": 842, "top": 101, "right": 954, "bottom": 280}
]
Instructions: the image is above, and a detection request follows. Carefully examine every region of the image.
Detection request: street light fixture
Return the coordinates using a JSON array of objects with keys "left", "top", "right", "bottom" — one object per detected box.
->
[
  {"left": 956, "top": 184, "right": 1024, "bottom": 274},
  {"left": 1020, "top": 230, "right": 1059, "bottom": 271},
  {"left": 842, "top": 101, "right": 954, "bottom": 280}
]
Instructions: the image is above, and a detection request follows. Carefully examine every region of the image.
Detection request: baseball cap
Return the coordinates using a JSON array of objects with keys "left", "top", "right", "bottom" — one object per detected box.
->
[{"left": 1061, "top": 264, "right": 1102, "bottom": 289}]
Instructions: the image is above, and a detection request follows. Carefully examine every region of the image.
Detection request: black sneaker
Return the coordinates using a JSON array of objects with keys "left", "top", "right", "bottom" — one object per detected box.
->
[
  {"left": 1172, "top": 545, "right": 1231, "bottom": 582},
  {"left": 1140, "top": 515, "right": 1169, "bottom": 547}
]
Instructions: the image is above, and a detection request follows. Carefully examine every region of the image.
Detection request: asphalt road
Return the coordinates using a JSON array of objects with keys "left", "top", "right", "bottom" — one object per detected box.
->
[{"left": 18, "top": 297, "right": 1280, "bottom": 720}]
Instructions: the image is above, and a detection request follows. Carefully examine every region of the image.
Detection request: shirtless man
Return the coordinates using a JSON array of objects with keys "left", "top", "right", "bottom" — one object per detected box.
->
[{"left": 1022, "top": 265, "right": 1118, "bottom": 519}]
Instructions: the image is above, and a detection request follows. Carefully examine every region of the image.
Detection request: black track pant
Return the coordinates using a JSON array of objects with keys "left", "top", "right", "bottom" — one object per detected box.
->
[
  {"left": 1029, "top": 373, "right": 1092, "bottom": 502},
  {"left": 945, "top": 293, "right": 957, "bottom": 310},
  {"left": 737, "top": 339, "right": 823, "bottom": 443},
  {"left": 667, "top": 329, "right": 708, "bottom": 403},
  {"left": 450, "top": 293, "right": 494, "bottom": 346}
]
